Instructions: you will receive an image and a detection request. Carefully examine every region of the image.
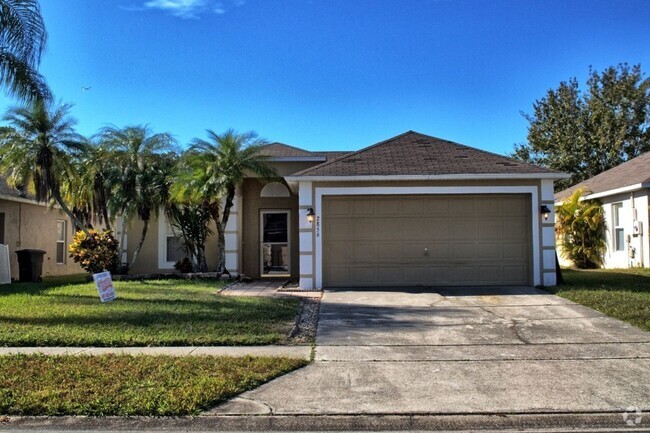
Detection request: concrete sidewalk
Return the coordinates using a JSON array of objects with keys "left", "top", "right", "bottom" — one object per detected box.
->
[
  {"left": 0, "top": 345, "right": 312, "bottom": 358},
  {"left": 211, "top": 287, "right": 650, "bottom": 430}
]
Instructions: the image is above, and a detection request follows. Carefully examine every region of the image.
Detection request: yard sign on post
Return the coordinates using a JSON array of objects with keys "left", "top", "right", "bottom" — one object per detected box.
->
[{"left": 93, "top": 271, "right": 117, "bottom": 303}]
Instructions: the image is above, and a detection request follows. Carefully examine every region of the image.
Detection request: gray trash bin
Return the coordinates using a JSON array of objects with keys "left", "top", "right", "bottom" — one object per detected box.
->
[{"left": 15, "top": 249, "right": 46, "bottom": 283}]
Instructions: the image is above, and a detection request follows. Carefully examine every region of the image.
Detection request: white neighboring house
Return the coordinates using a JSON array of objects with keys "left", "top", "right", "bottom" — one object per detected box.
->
[{"left": 555, "top": 152, "right": 650, "bottom": 269}]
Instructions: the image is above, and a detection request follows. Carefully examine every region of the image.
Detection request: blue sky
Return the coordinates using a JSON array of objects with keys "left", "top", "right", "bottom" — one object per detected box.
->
[{"left": 1, "top": 0, "right": 649, "bottom": 154}]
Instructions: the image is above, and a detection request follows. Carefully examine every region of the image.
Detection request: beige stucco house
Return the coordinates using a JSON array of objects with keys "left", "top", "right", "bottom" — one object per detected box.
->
[
  {"left": 555, "top": 152, "right": 650, "bottom": 269},
  {"left": 0, "top": 180, "right": 81, "bottom": 280},
  {"left": 129, "top": 131, "right": 567, "bottom": 288}
]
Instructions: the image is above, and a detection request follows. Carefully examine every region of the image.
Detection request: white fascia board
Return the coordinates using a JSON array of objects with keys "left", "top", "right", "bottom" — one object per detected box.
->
[
  {"left": 268, "top": 156, "right": 327, "bottom": 162},
  {"left": 583, "top": 183, "right": 650, "bottom": 200},
  {"left": 285, "top": 173, "right": 570, "bottom": 182},
  {"left": 555, "top": 183, "right": 650, "bottom": 204}
]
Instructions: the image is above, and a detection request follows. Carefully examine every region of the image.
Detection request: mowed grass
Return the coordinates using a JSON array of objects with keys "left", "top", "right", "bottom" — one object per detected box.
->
[
  {"left": 549, "top": 268, "right": 650, "bottom": 331},
  {"left": 0, "top": 354, "right": 307, "bottom": 416},
  {"left": 0, "top": 277, "right": 301, "bottom": 346}
]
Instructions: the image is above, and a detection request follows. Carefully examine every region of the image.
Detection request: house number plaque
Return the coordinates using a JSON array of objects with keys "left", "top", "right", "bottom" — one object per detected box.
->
[{"left": 316, "top": 216, "right": 320, "bottom": 238}]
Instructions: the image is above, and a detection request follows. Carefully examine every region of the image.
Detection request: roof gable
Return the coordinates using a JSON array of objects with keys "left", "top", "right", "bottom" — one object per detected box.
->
[
  {"left": 291, "top": 131, "right": 560, "bottom": 177},
  {"left": 555, "top": 151, "right": 650, "bottom": 200}
]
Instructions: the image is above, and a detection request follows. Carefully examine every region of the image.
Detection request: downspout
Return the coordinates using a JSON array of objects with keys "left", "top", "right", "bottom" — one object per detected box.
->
[
  {"left": 630, "top": 192, "right": 635, "bottom": 268},
  {"left": 630, "top": 191, "right": 643, "bottom": 268},
  {"left": 17, "top": 203, "right": 21, "bottom": 248}
]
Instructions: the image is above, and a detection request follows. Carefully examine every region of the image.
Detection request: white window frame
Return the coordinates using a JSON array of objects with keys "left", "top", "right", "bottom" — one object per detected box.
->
[
  {"left": 157, "top": 211, "right": 183, "bottom": 269},
  {"left": 612, "top": 202, "right": 625, "bottom": 252},
  {"left": 260, "top": 210, "right": 291, "bottom": 277},
  {"left": 56, "top": 220, "right": 66, "bottom": 264}
]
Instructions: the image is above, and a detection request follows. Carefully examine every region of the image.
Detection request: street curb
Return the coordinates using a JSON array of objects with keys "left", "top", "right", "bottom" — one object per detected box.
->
[{"left": 3, "top": 412, "right": 650, "bottom": 431}]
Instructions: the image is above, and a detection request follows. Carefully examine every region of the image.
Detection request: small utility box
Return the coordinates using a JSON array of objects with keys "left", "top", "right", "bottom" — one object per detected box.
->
[{"left": 15, "top": 249, "right": 46, "bottom": 283}]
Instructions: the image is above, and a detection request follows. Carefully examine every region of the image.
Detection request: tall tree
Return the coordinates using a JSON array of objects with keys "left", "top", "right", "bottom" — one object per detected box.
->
[
  {"left": 63, "top": 136, "right": 116, "bottom": 230},
  {"left": 102, "top": 125, "right": 176, "bottom": 270},
  {"left": 184, "top": 129, "right": 276, "bottom": 274},
  {"left": 514, "top": 64, "right": 650, "bottom": 190},
  {"left": 0, "top": 99, "right": 87, "bottom": 231},
  {"left": 0, "top": 0, "right": 51, "bottom": 101}
]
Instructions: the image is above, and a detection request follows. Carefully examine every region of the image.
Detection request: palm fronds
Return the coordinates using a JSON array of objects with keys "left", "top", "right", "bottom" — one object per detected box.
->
[
  {"left": 0, "top": 0, "right": 50, "bottom": 101},
  {"left": 556, "top": 188, "right": 607, "bottom": 268}
]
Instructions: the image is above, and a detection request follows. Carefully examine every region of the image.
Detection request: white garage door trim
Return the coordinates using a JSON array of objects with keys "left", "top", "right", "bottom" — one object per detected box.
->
[{"left": 314, "top": 186, "right": 540, "bottom": 288}]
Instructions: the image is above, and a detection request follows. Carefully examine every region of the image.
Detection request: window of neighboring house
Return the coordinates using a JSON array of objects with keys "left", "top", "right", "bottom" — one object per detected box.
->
[
  {"left": 165, "top": 220, "right": 184, "bottom": 263},
  {"left": 0, "top": 212, "right": 5, "bottom": 244},
  {"left": 56, "top": 220, "right": 66, "bottom": 264},
  {"left": 612, "top": 203, "right": 625, "bottom": 252}
]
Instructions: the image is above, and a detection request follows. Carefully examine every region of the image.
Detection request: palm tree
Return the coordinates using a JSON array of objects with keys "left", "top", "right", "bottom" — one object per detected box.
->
[
  {"left": 63, "top": 136, "right": 116, "bottom": 230},
  {"left": 102, "top": 125, "right": 176, "bottom": 270},
  {"left": 166, "top": 202, "right": 213, "bottom": 272},
  {"left": 186, "top": 129, "right": 276, "bottom": 274},
  {"left": 0, "top": 99, "right": 87, "bottom": 231},
  {"left": 556, "top": 188, "right": 607, "bottom": 269},
  {"left": 0, "top": 0, "right": 51, "bottom": 101}
]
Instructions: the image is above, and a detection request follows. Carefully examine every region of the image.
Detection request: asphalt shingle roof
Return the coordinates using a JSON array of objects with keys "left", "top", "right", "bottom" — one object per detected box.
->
[
  {"left": 292, "top": 131, "right": 560, "bottom": 177},
  {"left": 0, "top": 176, "right": 34, "bottom": 201},
  {"left": 555, "top": 151, "right": 650, "bottom": 201},
  {"left": 258, "top": 142, "right": 320, "bottom": 158},
  {"left": 313, "top": 151, "right": 351, "bottom": 160}
]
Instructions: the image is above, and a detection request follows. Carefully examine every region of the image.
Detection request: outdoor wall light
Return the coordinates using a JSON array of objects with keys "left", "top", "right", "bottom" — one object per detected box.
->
[
  {"left": 541, "top": 205, "right": 551, "bottom": 221},
  {"left": 306, "top": 208, "right": 315, "bottom": 223}
]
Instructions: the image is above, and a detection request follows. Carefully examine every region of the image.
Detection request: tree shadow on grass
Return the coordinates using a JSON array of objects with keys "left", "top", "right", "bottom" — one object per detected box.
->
[
  {"left": 0, "top": 296, "right": 299, "bottom": 327},
  {"left": 558, "top": 269, "right": 650, "bottom": 294},
  {"left": 36, "top": 291, "right": 299, "bottom": 310}
]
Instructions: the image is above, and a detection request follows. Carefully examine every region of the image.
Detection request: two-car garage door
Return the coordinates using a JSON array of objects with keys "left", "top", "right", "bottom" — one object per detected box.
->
[{"left": 322, "top": 194, "right": 532, "bottom": 287}]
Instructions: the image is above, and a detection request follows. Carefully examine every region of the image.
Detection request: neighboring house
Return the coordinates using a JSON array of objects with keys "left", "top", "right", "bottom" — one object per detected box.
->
[
  {"left": 555, "top": 152, "right": 650, "bottom": 269},
  {"left": 0, "top": 178, "right": 81, "bottom": 280},
  {"left": 129, "top": 131, "right": 567, "bottom": 288}
]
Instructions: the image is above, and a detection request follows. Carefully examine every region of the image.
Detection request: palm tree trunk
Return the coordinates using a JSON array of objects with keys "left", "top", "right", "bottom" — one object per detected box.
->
[
  {"left": 52, "top": 189, "right": 90, "bottom": 236},
  {"left": 103, "top": 206, "right": 111, "bottom": 231},
  {"left": 217, "top": 187, "right": 236, "bottom": 275},
  {"left": 217, "top": 226, "right": 227, "bottom": 275},
  {"left": 120, "top": 212, "right": 129, "bottom": 273},
  {"left": 197, "top": 246, "right": 207, "bottom": 272},
  {"left": 129, "top": 218, "right": 148, "bottom": 271},
  {"left": 207, "top": 202, "right": 223, "bottom": 274}
]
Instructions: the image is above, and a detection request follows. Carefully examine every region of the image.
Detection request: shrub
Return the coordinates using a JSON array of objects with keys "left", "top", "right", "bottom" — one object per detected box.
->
[
  {"left": 556, "top": 188, "right": 607, "bottom": 269},
  {"left": 174, "top": 257, "right": 194, "bottom": 273},
  {"left": 69, "top": 230, "right": 120, "bottom": 274}
]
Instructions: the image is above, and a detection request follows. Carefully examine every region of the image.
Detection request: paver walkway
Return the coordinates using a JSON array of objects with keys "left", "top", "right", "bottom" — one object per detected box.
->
[
  {"left": 220, "top": 279, "right": 322, "bottom": 298},
  {"left": 213, "top": 286, "right": 650, "bottom": 427}
]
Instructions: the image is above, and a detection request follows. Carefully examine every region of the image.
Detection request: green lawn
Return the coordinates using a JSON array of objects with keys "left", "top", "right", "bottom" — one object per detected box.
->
[
  {"left": 0, "top": 354, "right": 306, "bottom": 416},
  {"left": 0, "top": 277, "right": 301, "bottom": 346},
  {"left": 549, "top": 268, "right": 650, "bottom": 331}
]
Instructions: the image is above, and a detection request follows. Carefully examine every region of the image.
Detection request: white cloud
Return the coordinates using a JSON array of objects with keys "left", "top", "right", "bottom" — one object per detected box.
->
[
  {"left": 137, "top": 0, "right": 245, "bottom": 18},
  {"left": 213, "top": 2, "right": 226, "bottom": 14}
]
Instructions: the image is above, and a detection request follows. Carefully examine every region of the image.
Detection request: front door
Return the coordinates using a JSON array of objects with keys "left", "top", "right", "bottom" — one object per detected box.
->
[{"left": 260, "top": 210, "right": 290, "bottom": 276}]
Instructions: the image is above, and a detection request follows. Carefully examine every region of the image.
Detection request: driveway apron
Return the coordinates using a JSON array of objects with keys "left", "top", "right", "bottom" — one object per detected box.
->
[{"left": 212, "top": 286, "right": 650, "bottom": 419}]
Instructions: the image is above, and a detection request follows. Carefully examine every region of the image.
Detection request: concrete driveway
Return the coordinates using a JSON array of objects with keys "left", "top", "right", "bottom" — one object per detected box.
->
[{"left": 213, "top": 287, "right": 650, "bottom": 428}]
